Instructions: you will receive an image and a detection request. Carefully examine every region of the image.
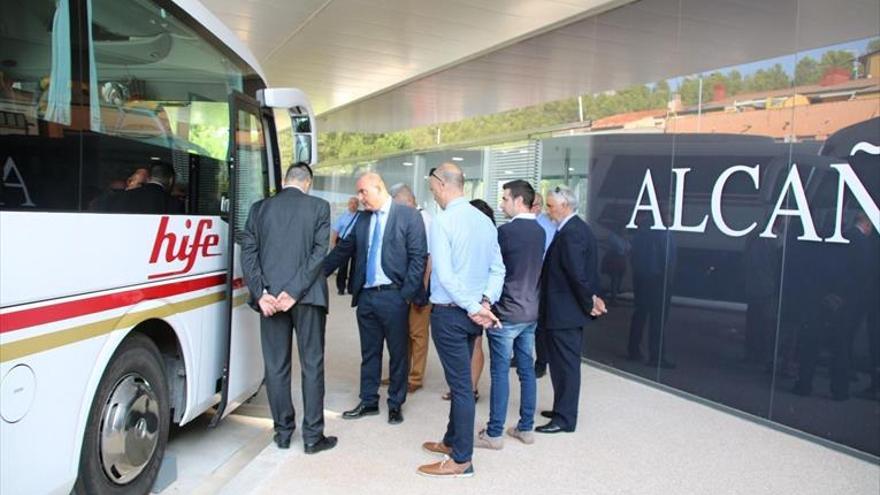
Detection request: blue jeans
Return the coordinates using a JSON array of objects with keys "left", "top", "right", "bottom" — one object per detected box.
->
[
  {"left": 431, "top": 306, "right": 482, "bottom": 463},
  {"left": 486, "top": 321, "right": 537, "bottom": 437}
]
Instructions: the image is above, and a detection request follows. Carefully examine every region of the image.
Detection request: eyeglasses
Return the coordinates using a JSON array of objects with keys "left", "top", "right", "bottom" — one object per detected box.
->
[{"left": 428, "top": 167, "right": 444, "bottom": 183}]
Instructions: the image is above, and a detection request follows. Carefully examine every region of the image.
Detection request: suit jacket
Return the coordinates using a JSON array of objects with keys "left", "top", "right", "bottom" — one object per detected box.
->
[
  {"left": 324, "top": 201, "right": 427, "bottom": 307},
  {"left": 112, "top": 183, "right": 184, "bottom": 214},
  {"left": 240, "top": 187, "right": 331, "bottom": 311},
  {"left": 540, "top": 215, "right": 600, "bottom": 330}
]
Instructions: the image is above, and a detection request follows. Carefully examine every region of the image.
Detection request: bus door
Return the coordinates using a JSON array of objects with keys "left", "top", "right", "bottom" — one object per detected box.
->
[{"left": 213, "top": 91, "right": 268, "bottom": 422}]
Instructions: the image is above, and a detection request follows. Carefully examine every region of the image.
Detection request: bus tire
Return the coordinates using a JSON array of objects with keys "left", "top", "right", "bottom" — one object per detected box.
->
[{"left": 74, "top": 333, "right": 170, "bottom": 495}]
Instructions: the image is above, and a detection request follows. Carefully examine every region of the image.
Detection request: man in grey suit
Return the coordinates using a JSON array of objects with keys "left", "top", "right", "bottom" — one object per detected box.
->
[
  {"left": 240, "top": 162, "right": 337, "bottom": 454},
  {"left": 324, "top": 172, "right": 427, "bottom": 425}
]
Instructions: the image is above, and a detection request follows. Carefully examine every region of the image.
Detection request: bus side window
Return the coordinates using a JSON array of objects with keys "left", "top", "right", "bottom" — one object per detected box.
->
[
  {"left": 0, "top": 0, "right": 79, "bottom": 212},
  {"left": 82, "top": 0, "right": 257, "bottom": 216}
]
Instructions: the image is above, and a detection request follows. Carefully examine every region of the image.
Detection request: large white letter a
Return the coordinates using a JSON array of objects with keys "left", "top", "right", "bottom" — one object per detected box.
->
[{"left": 626, "top": 168, "right": 666, "bottom": 230}]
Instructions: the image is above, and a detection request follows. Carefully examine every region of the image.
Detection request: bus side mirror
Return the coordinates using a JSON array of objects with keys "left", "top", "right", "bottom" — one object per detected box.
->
[{"left": 257, "top": 88, "right": 317, "bottom": 167}]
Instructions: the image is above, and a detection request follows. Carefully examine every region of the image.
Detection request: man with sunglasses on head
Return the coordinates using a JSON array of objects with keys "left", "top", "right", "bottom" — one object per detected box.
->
[
  {"left": 536, "top": 185, "right": 607, "bottom": 434},
  {"left": 418, "top": 162, "right": 505, "bottom": 478},
  {"left": 240, "top": 162, "right": 337, "bottom": 455}
]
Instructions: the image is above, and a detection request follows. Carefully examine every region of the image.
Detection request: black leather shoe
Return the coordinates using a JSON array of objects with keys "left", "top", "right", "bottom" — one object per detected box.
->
[
  {"left": 304, "top": 435, "right": 338, "bottom": 455},
  {"left": 388, "top": 407, "right": 404, "bottom": 424},
  {"left": 342, "top": 403, "right": 379, "bottom": 419},
  {"left": 540, "top": 410, "right": 555, "bottom": 419},
  {"left": 535, "top": 422, "right": 573, "bottom": 434},
  {"left": 274, "top": 433, "right": 291, "bottom": 449}
]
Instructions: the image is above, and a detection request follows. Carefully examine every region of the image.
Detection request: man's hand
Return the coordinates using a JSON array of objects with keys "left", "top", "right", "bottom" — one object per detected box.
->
[
  {"left": 470, "top": 306, "right": 502, "bottom": 330},
  {"left": 275, "top": 291, "right": 297, "bottom": 312},
  {"left": 258, "top": 294, "right": 278, "bottom": 317},
  {"left": 590, "top": 295, "right": 608, "bottom": 317}
]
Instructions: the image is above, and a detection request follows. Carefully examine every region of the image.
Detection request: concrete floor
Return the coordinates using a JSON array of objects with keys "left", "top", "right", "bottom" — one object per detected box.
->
[{"left": 164, "top": 288, "right": 880, "bottom": 495}]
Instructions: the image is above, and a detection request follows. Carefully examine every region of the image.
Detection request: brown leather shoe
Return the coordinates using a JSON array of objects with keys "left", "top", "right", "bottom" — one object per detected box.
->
[
  {"left": 417, "top": 458, "right": 474, "bottom": 478},
  {"left": 408, "top": 383, "right": 422, "bottom": 393},
  {"left": 421, "top": 441, "right": 452, "bottom": 456}
]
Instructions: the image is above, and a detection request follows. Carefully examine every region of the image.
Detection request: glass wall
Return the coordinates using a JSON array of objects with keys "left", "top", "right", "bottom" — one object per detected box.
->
[{"left": 312, "top": 0, "right": 879, "bottom": 457}]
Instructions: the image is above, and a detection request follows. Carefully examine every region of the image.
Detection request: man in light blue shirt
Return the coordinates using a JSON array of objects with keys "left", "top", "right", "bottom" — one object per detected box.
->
[
  {"left": 418, "top": 162, "right": 505, "bottom": 479},
  {"left": 331, "top": 197, "right": 359, "bottom": 295},
  {"left": 532, "top": 192, "right": 556, "bottom": 255},
  {"left": 532, "top": 191, "right": 556, "bottom": 378}
]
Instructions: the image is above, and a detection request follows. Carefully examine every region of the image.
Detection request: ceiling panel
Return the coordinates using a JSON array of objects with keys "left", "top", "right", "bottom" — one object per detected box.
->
[
  {"left": 202, "top": 0, "right": 619, "bottom": 112},
  {"left": 201, "top": 0, "right": 878, "bottom": 133}
]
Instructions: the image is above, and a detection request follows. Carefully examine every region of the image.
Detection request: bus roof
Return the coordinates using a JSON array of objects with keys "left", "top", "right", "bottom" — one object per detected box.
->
[{"left": 172, "top": 0, "right": 266, "bottom": 83}]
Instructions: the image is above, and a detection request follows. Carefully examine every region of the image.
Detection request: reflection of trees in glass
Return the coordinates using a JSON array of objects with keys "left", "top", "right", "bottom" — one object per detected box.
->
[
  {"left": 317, "top": 44, "right": 874, "bottom": 167},
  {"left": 188, "top": 102, "right": 229, "bottom": 160}
]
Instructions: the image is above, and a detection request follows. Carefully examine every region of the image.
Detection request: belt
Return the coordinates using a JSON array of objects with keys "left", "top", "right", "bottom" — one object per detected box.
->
[
  {"left": 432, "top": 302, "right": 460, "bottom": 308},
  {"left": 363, "top": 283, "right": 400, "bottom": 292}
]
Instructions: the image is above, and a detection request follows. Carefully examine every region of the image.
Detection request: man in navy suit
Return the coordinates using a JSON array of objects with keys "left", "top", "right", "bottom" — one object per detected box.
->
[
  {"left": 536, "top": 185, "right": 607, "bottom": 434},
  {"left": 324, "top": 172, "right": 427, "bottom": 424}
]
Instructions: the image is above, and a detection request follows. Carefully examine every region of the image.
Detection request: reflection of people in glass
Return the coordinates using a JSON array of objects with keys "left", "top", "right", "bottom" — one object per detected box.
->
[
  {"left": 849, "top": 213, "right": 879, "bottom": 401},
  {"left": 792, "top": 214, "right": 876, "bottom": 401},
  {"left": 627, "top": 212, "right": 676, "bottom": 368},
  {"left": 743, "top": 221, "right": 783, "bottom": 365},
  {"left": 601, "top": 223, "right": 630, "bottom": 306}
]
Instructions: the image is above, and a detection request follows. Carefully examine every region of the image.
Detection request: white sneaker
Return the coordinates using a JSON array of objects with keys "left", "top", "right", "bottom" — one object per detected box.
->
[
  {"left": 506, "top": 427, "right": 535, "bottom": 445},
  {"left": 474, "top": 429, "right": 504, "bottom": 450}
]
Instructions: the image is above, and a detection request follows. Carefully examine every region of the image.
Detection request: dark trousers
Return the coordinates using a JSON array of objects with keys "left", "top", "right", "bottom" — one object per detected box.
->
[
  {"left": 628, "top": 274, "right": 670, "bottom": 361},
  {"left": 260, "top": 304, "right": 326, "bottom": 443},
  {"left": 431, "top": 305, "right": 481, "bottom": 464},
  {"left": 547, "top": 326, "right": 584, "bottom": 430},
  {"left": 795, "top": 308, "right": 857, "bottom": 398},
  {"left": 335, "top": 257, "right": 352, "bottom": 294},
  {"left": 356, "top": 288, "right": 410, "bottom": 408},
  {"left": 535, "top": 324, "right": 549, "bottom": 369}
]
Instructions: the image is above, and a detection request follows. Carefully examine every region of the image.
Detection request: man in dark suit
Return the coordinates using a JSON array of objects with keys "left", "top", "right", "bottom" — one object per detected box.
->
[
  {"left": 324, "top": 172, "right": 427, "bottom": 424},
  {"left": 240, "top": 162, "right": 337, "bottom": 454},
  {"left": 112, "top": 161, "right": 184, "bottom": 214},
  {"left": 536, "top": 185, "right": 606, "bottom": 434}
]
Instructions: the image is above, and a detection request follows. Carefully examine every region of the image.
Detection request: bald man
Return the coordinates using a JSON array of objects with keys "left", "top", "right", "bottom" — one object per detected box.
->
[{"left": 324, "top": 172, "right": 427, "bottom": 425}]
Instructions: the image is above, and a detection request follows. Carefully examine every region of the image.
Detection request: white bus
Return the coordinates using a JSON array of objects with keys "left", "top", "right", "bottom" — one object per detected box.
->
[{"left": 0, "top": 0, "right": 315, "bottom": 493}]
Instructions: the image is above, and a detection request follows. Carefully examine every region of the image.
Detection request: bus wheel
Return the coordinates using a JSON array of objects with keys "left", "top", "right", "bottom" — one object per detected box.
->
[{"left": 75, "top": 333, "right": 170, "bottom": 495}]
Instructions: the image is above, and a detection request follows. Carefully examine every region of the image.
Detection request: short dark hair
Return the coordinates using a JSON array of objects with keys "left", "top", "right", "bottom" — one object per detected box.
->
[
  {"left": 285, "top": 162, "right": 313, "bottom": 183},
  {"left": 150, "top": 161, "right": 175, "bottom": 187},
  {"left": 502, "top": 179, "right": 535, "bottom": 208},
  {"left": 469, "top": 199, "right": 496, "bottom": 226}
]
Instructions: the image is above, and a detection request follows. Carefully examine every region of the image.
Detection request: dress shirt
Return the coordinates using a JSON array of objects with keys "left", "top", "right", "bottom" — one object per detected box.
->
[
  {"left": 333, "top": 209, "right": 358, "bottom": 239},
  {"left": 557, "top": 212, "right": 577, "bottom": 231},
  {"left": 430, "top": 197, "right": 505, "bottom": 314},
  {"left": 365, "top": 197, "right": 393, "bottom": 288},
  {"left": 536, "top": 213, "right": 556, "bottom": 254}
]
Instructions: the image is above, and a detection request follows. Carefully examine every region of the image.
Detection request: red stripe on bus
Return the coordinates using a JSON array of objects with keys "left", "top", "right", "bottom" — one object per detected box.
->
[{"left": 0, "top": 275, "right": 245, "bottom": 334}]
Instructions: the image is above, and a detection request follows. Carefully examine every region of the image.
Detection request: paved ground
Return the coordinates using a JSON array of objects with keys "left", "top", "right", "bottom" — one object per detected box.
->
[{"left": 163, "top": 289, "right": 880, "bottom": 495}]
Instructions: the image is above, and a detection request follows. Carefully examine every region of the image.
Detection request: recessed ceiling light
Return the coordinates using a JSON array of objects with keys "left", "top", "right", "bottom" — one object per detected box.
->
[
  {"left": 150, "top": 156, "right": 161, "bottom": 161},
  {"left": 568, "top": 167, "right": 575, "bottom": 172},
  {"left": 452, "top": 156, "right": 463, "bottom": 161},
  {"left": 402, "top": 162, "right": 413, "bottom": 166},
  {"left": 504, "top": 170, "right": 513, "bottom": 174}
]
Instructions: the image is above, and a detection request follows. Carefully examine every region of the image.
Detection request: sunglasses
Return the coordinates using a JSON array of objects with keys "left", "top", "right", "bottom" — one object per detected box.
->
[{"left": 428, "top": 167, "right": 444, "bottom": 183}]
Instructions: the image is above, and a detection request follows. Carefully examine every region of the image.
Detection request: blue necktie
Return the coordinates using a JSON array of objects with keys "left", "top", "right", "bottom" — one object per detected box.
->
[{"left": 366, "top": 211, "right": 382, "bottom": 286}]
